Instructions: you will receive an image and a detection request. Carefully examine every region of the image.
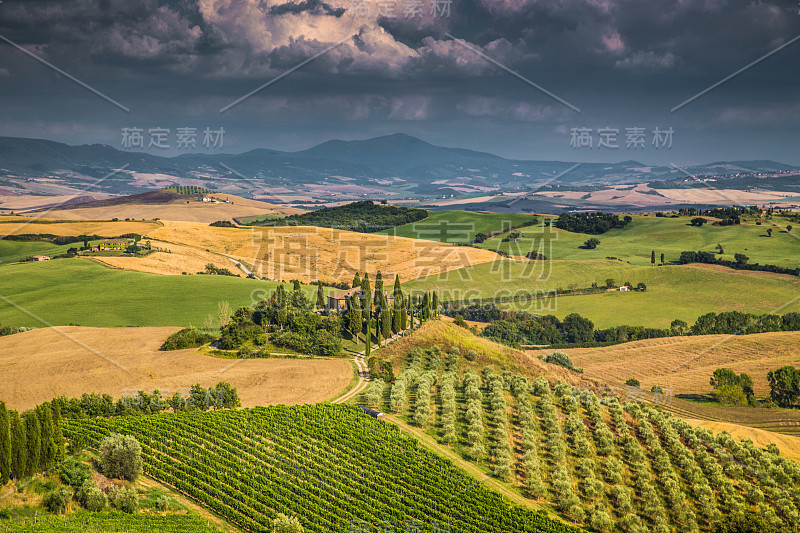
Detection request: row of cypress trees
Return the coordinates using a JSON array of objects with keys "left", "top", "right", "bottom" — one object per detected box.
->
[
  {"left": 0, "top": 400, "right": 65, "bottom": 485},
  {"left": 348, "top": 271, "right": 439, "bottom": 357}
]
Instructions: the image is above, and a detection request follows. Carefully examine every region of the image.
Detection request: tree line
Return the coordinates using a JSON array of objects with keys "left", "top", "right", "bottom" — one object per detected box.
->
[
  {"left": 0, "top": 400, "right": 65, "bottom": 484},
  {"left": 253, "top": 201, "right": 428, "bottom": 233},
  {"left": 679, "top": 250, "right": 799, "bottom": 276},
  {"left": 448, "top": 304, "right": 800, "bottom": 348}
]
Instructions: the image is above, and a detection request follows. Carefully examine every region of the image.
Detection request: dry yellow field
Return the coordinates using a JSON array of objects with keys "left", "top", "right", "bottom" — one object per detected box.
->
[
  {"left": 93, "top": 239, "right": 243, "bottom": 276},
  {"left": 40, "top": 195, "right": 303, "bottom": 223},
  {"left": 683, "top": 418, "right": 800, "bottom": 462},
  {"left": 564, "top": 331, "right": 800, "bottom": 395},
  {"left": 144, "top": 220, "right": 501, "bottom": 283},
  {"left": 0, "top": 218, "right": 161, "bottom": 236},
  {"left": 0, "top": 326, "right": 352, "bottom": 411}
]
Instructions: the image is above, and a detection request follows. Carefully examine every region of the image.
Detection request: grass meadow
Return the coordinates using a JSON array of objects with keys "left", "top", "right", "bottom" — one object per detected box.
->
[{"left": 0, "top": 259, "right": 330, "bottom": 328}]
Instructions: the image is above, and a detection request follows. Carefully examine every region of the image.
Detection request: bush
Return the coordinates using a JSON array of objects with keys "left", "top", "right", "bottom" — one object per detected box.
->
[
  {"left": 59, "top": 457, "right": 91, "bottom": 487},
  {"left": 625, "top": 378, "right": 640, "bottom": 387},
  {"left": 153, "top": 495, "right": 171, "bottom": 512},
  {"left": 273, "top": 513, "right": 304, "bottom": 532},
  {"left": 465, "top": 350, "right": 477, "bottom": 362},
  {"left": 99, "top": 434, "right": 143, "bottom": 481},
  {"left": 110, "top": 486, "right": 139, "bottom": 513},
  {"left": 77, "top": 479, "right": 107, "bottom": 512},
  {"left": 716, "top": 384, "right": 748, "bottom": 407},
  {"left": 540, "top": 351, "right": 583, "bottom": 373},
  {"left": 160, "top": 328, "right": 216, "bottom": 350},
  {"left": 43, "top": 486, "right": 73, "bottom": 514}
]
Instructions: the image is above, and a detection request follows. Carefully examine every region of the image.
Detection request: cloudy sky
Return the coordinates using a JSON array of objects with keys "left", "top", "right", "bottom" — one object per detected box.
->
[{"left": 1, "top": 0, "right": 799, "bottom": 165}]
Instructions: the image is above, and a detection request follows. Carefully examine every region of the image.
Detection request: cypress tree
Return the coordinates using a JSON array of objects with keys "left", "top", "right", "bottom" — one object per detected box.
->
[
  {"left": 349, "top": 292, "right": 362, "bottom": 340},
  {"left": 422, "top": 293, "right": 430, "bottom": 320},
  {"left": 352, "top": 272, "right": 361, "bottom": 288},
  {"left": 432, "top": 292, "right": 439, "bottom": 318},
  {"left": 360, "top": 274, "right": 371, "bottom": 314},
  {"left": 37, "top": 403, "right": 56, "bottom": 471},
  {"left": 400, "top": 293, "right": 408, "bottom": 331},
  {"left": 51, "top": 403, "right": 65, "bottom": 462},
  {"left": 316, "top": 282, "right": 325, "bottom": 310},
  {"left": 660, "top": 252, "right": 665, "bottom": 265},
  {"left": 10, "top": 411, "right": 26, "bottom": 480},
  {"left": 292, "top": 279, "right": 302, "bottom": 292},
  {"left": 373, "top": 271, "right": 384, "bottom": 308},
  {"left": 365, "top": 318, "right": 372, "bottom": 358},
  {"left": 24, "top": 411, "right": 41, "bottom": 477},
  {"left": 651, "top": 250, "right": 656, "bottom": 266},
  {"left": 0, "top": 402, "right": 10, "bottom": 485}
]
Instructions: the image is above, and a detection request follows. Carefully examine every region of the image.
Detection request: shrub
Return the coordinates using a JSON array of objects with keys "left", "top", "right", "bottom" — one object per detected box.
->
[
  {"left": 625, "top": 378, "right": 640, "bottom": 387},
  {"left": 110, "top": 486, "right": 139, "bottom": 513},
  {"left": 43, "top": 486, "right": 73, "bottom": 514},
  {"left": 77, "top": 479, "right": 107, "bottom": 512},
  {"left": 160, "top": 328, "right": 216, "bottom": 350},
  {"left": 59, "top": 457, "right": 91, "bottom": 487},
  {"left": 465, "top": 349, "right": 477, "bottom": 362},
  {"left": 273, "top": 513, "right": 304, "bottom": 532},
  {"left": 153, "top": 495, "right": 171, "bottom": 512},
  {"left": 540, "top": 351, "right": 583, "bottom": 373},
  {"left": 99, "top": 434, "right": 143, "bottom": 481}
]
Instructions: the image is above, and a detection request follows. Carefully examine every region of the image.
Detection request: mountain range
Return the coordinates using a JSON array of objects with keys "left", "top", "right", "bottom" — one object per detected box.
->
[{"left": 0, "top": 134, "right": 797, "bottom": 201}]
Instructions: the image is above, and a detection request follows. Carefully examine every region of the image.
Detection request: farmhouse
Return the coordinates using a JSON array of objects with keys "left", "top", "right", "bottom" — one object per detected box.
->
[
  {"left": 326, "top": 286, "right": 395, "bottom": 313},
  {"left": 618, "top": 286, "right": 630, "bottom": 292},
  {"left": 97, "top": 240, "right": 127, "bottom": 251},
  {"left": 31, "top": 255, "right": 51, "bottom": 261}
]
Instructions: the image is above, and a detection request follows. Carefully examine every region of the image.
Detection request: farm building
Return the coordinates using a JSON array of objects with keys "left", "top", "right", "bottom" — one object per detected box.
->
[
  {"left": 618, "top": 286, "right": 630, "bottom": 292},
  {"left": 326, "top": 287, "right": 394, "bottom": 314},
  {"left": 31, "top": 255, "right": 51, "bottom": 261},
  {"left": 97, "top": 240, "right": 127, "bottom": 251},
  {"left": 358, "top": 406, "right": 385, "bottom": 419}
]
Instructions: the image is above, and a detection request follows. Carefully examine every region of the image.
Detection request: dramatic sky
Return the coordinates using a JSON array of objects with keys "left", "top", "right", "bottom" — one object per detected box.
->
[{"left": 1, "top": 0, "right": 799, "bottom": 165}]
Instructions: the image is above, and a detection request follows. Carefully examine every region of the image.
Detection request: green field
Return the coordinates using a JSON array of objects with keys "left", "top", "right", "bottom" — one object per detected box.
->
[
  {"left": 379, "top": 210, "right": 537, "bottom": 242},
  {"left": 407, "top": 262, "right": 800, "bottom": 328},
  {"left": 476, "top": 215, "right": 799, "bottom": 268},
  {"left": 0, "top": 259, "right": 330, "bottom": 328},
  {"left": 0, "top": 240, "right": 79, "bottom": 264}
]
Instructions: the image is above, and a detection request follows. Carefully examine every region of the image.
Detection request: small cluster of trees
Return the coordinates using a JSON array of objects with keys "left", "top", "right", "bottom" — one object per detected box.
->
[
  {"left": 263, "top": 201, "right": 428, "bottom": 233},
  {"left": 362, "top": 379, "right": 385, "bottom": 408},
  {"left": 513, "top": 377, "right": 546, "bottom": 497},
  {"left": 710, "top": 368, "right": 754, "bottom": 406},
  {"left": 439, "top": 370, "right": 457, "bottom": 444},
  {"left": 554, "top": 212, "right": 632, "bottom": 234},
  {"left": 412, "top": 372, "right": 436, "bottom": 427},
  {"left": 0, "top": 400, "right": 65, "bottom": 483},
  {"left": 768, "top": 366, "right": 800, "bottom": 408}
]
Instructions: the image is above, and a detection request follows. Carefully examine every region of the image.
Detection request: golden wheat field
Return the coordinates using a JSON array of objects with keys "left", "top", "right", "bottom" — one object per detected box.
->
[
  {"left": 93, "top": 239, "right": 243, "bottom": 276},
  {"left": 0, "top": 326, "right": 352, "bottom": 411},
  {"left": 0, "top": 218, "right": 162, "bottom": 237},
  {"left": 40, "top": 194, "right": 303, "bottom": 223},
  {"left": 143, "top": 221, "right": 501, "bottom": 283},
  {"left": 564, "top": 331, "right": 800, "bottom": 395}
]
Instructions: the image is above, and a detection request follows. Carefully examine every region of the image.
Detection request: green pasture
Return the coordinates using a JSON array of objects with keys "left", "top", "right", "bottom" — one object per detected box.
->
[{"left": 0, "top": 259, "right": 330, "bottom": 328}]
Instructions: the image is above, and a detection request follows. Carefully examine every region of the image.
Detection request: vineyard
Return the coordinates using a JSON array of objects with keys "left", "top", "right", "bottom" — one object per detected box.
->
[
  {"left": 0, "top": 511, "right": 220, "bottom": 532},
  {"left": 61, "top": 405, "right": 580, "bottom": 533},
  {"left": 362, "top": 346, "right": 800, "bottom": 532}
]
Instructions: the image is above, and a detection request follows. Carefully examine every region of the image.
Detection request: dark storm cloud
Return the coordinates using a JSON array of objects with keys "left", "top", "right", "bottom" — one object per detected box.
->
[{"left": 0, "top": 0, "right": 798, "bottom": 163}]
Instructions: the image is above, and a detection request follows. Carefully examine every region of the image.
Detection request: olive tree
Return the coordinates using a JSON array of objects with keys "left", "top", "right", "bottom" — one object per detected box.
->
[{"left": 99, "top": 433, "right": 142, "bottom": 481}]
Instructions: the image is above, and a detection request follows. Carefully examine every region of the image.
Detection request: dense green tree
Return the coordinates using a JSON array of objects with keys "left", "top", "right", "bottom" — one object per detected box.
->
[
  {"left": 352, "top": 272, "right": 361, "bottom": 288},
  {"left": 373, "top": 271, "right": 384, "bottom": 308},
  {"left": 99, "top": 433, "right": 143, "bottom": 481},
  {"left": 23, "top": 411, "right": 41, "bottom": 477},
  {"left": 0, "top": 402, "right": 10, "bottom": 484},
  {"left": 651, "top": 250, "right": 656, "bottom": 266},
  {"left": 432, "top": 292, "right": 438, "bottom": 317},
  {"left": 348, "top": 291, "right": 362, "bottom": 340},
  {"left": 36, "top": 402, "right": 56, "bottom": 471},
  {"left": 562, "top": 313, "right": 594, "bottom": 344},
  {"left": 660, "top": 252, "right": 665, "bottom": 265},
  {"left": 422, "top": 293, "right": 430, "bottom": 320},
  {"left": 710, "top": 368, "right": 754, "bottom": 397},
  {"left": 381, "top": 297, "right": 392, "bottom": 340},
  {"left": 52, "top": 402, "right": 64, "bottom": 462},
  {"left": 584, "top": 237, "right": 600, "bottom": 249},
  {"left": 768, "top": 366, "right": 800, "bottom": 407},
  {"left": 400, "top": 293, "right": 408, "bottom": 330},
  {"left": 316, "top": 282, "right": 325, "bottom": 310},
  {"left": 360, "top": 274, "right": 371, "bottom": 315},
  {"left": 10, "top": 411, "right": 26, "bottom": 480},
  {"left": 716, "top": 384, "right": 748, "bottom": 407}
]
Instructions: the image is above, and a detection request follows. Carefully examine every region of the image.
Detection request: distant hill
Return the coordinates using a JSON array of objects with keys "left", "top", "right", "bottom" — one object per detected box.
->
[{"left": 0, "top": 134, "right": 796, "bottom": 201}]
